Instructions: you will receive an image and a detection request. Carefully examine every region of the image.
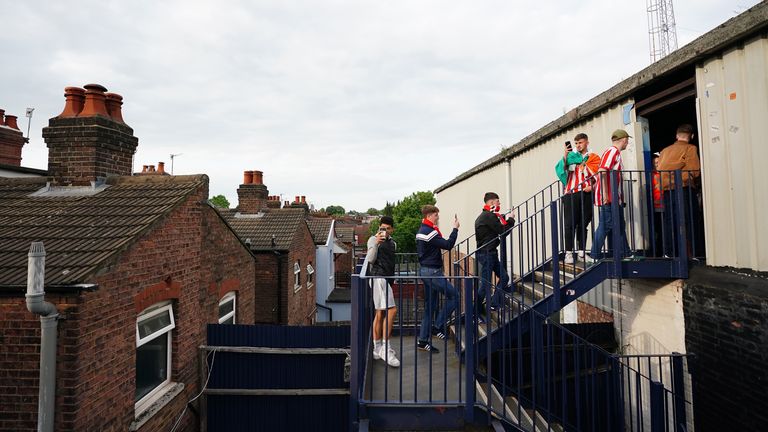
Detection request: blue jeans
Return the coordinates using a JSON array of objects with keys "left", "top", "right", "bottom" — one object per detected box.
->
[
  {"left": 591, "top": 204, "right": 629, "bottom": 259},
  {"left": 477, "top": 250, "right": 510, "bottom": 309},
  {"left": 418, "top": 266, "right": 457, "bottom": 343}
]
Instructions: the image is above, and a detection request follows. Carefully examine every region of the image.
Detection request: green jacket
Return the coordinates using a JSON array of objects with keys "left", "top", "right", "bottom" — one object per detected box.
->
[{"left": 555, "top": 152, "right": 589, "bottom": 185}]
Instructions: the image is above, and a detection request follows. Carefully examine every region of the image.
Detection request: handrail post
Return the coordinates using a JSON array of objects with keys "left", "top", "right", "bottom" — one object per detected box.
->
[
  {"left": 610, "top": 170, "right": 622, "bottom": 276},
  {"left": 673, "top": 170, "right": 688, "bottom": 278},
  {"left": 350, "top": 272, "right": 361, "bottom": 431},
  {"left": 464, "top": 278, "right": 476, "bottom": 424},
  {"left": 671, "top": 352, "right": 687, "bottom": 431},
  {"left": 550, "top": 201, "right": 561, "bottom": 311},
  {"left": 650, "top": 381, "right": 666, "bottom": 432}
]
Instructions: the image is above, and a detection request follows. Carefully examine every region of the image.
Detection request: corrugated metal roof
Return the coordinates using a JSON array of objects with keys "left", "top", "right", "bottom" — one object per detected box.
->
[{"left": 0, "top": 174, "right": 206, "bottom": 288}]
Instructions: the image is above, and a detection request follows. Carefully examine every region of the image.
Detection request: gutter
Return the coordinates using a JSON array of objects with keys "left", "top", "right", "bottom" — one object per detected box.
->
[{"left": 25, "top": 242, "right": 58, "bottom": 432}]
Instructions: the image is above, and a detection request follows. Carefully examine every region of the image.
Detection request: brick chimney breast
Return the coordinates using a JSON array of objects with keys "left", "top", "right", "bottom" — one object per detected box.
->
[
  {"left": 0, "top": 109, "right": 26, "bottom": 166},
  {"left": 43, "top": 84, "right": 138, "bottom": 185},
  {"left": 237, "top": 170, "right": 268, "bottom": 213}
]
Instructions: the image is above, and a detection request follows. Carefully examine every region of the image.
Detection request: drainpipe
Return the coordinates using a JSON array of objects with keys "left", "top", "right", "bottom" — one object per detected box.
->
[{"left": 25, "top": 242, "right": 59, "bottom": 432}]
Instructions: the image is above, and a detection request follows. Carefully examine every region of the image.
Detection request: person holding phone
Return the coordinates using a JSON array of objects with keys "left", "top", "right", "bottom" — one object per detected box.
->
[
  {"left": 366, "top": 216, "right": 400, "bottom": 367},
  {"left": 555, "top": 133, "right": 600, "bottom": 263},
  {"left": 415, "top": 205, "right": 459, "bottom": 353},
  {"left": 474, "top": 192, "right": 515, "bottom": 318}
]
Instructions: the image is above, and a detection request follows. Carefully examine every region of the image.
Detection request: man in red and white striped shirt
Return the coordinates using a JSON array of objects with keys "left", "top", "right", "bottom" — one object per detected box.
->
[
  {"left": 590, "top": 129, "right": 631, "bottom": 259},
  {"left": 562, "top": 133, "right": 600, "bottom": 264}
]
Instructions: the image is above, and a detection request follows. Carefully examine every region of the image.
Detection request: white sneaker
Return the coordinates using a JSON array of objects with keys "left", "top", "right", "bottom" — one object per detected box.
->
[
  {"left": 372, "top": 343, "right": 382, "bottom": 360},
  {"left": 564, "top": 252, "right": 574, "bottom": 264},
  {"left": 383, "top": 345, "right": 400, "bottom": 368},
  {"left": 577, "top": 250, "right": 586, "bottom": 259}
]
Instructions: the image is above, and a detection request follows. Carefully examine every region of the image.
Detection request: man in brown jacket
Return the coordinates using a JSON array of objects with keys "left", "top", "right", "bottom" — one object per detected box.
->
[{"left": 657, "top": 124, "right": 702, "bottom": 257}]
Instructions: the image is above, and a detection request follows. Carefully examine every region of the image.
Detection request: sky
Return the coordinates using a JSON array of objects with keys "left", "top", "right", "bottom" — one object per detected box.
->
[{"left": 0, "top": 1, "right": 758, "bottom": 211}]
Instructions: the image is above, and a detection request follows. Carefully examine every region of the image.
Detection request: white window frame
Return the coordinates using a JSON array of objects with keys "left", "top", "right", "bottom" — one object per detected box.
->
[
  {"left": 135, "top": 303, "right": 175, "bottom": 414},
  {"left": 294, "top": 261, "right": 302, "bottom": 292},
  {"left": 218, "top": 291, "right": 237, "bottom": 324},
  {"left": 306, "top": 263, "right": 315, "bottom": 289}
]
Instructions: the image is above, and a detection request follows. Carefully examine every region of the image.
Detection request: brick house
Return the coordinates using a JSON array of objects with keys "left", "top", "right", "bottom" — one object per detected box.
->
[
  {"left": 219, "top": 171, "right": 317, "bottom": 325},
  {"left": 0, "top": 108, "right": 47, "bottom": 178},
  {"left": 0, "top": 84, "right": 256, "bottom": 431}
]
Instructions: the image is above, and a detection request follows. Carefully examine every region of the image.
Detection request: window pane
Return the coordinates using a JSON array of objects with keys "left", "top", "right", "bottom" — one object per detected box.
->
[
  {"left": 135, "top": 333, "right": 168, "bottom": 401},
  {"left": 219, "top": 299, "right": 234, "bottom": 318},
  {"left": 138, "top": 311, "right": 171, "bottom": 340}
]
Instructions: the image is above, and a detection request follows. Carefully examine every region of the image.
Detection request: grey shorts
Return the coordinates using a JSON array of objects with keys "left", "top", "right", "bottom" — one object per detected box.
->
[{"left": 372, "top": 278, "right": 396, "bottom": 310}]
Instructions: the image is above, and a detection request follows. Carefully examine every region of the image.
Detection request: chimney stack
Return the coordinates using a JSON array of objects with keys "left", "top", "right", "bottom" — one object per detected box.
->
[
  {"left": 43, "top": 83, "right": 138, "bottom": 185},
  {"left": 289, "top": 194, "right": 310, "bottom": 214},
  {"left": 0, "top": 108, "right": 27, "bottom": 166},
  {"left": 266, "top": 195, "right": 281, "bottom": 209},
  {"left": 236, "top": 169, "right": 269, "bottom": 213}
]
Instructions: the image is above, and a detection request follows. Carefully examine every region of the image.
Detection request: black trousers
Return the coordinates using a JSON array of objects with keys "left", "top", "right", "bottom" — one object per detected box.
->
[{"left": 563, "top": 191, "right": 593, "bottom": 251}]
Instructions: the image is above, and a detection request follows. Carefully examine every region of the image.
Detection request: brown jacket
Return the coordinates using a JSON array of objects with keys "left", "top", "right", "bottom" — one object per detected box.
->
[{"left": 657, "top": 140, "right": 700, "bottom": 190}]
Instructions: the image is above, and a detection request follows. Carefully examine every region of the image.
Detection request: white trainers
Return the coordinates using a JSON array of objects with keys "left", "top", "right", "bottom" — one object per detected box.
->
[
  {"left": 382, "top": 344, "right": 400, "bottom": 368},
  {"left": 577, "top": 250, "right": 586, "bottom": 259},
  {"left": 372, "top": 343, "right": 382, "bottom": 360},
  {"left": 564, "top": 251, "right": 574, "bottom": 264}
]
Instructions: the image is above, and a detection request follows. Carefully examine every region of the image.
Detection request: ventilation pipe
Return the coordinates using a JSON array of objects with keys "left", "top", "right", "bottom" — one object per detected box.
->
[{"left": 25, "top": 242, "right": 58, "bottom": 432}]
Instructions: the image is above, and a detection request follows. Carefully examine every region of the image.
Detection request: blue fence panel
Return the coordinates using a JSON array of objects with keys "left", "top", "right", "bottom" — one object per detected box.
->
[{"left": 206, "top": 324, "right": 350, "bottom": 432}]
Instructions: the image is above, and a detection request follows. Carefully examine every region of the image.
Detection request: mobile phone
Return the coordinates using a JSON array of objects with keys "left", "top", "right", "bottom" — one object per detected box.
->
[{"left": 565, "top": 140, "right": 573, "bottom": 151}]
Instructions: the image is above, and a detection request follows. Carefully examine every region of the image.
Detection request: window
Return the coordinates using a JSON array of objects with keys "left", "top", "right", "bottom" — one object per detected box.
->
[
  {"left": 294, "top": 261, "right": 301, "bottom": 292},
  {"left": 306, "top": 263, "right": 315, "bottom": 288},
  {"left": 135, "top": 303, "right": 175, "bottom": 412},
  {"left": 218, "top": 292, "right": 236, "bottom": 324}
]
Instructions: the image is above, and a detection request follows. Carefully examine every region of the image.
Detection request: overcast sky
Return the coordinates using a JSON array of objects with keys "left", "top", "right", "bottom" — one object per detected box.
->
[{"left": 0, "top": 1, "right": 758, "bottom": 211}]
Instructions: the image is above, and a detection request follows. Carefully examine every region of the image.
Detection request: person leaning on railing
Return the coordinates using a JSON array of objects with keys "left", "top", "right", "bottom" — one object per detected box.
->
[
  {"left": 415, "top": 205, "right": 459, "bottom": 354},
  {"left": 366, "top": 215, "right": 400, "bottom": 368},
  {"left": 657, "top": 124, "right": 702, "bottom": 257},
  {"left": 474, "top": 192, "right": 515, "bottom": 319}
]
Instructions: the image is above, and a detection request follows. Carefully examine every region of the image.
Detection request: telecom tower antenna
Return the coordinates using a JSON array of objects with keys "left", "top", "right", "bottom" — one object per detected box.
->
[{"left": 646, "top": 0, "right": 678, "bottom": 63}]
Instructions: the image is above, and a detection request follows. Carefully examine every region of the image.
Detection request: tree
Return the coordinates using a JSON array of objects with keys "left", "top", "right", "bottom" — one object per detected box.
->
[
  {"left": 366, "top": 208, "right": 379, "bottom": 215},
  {"left": 325, "top": 205, "right": 346, "bottom": 216},
  {"left": 209, "top": 194, "right": 230, "bottom": 208},
  {"left": 368, "top": 191, "right": 435, "bottom": 253}
]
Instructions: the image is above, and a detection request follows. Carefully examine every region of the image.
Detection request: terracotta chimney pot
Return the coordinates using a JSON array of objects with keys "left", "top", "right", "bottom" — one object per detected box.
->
[
  {"left": 142, "top": 165, "right": 148, "bottom": 173},
  {"left": 284, "top": 201, "right": 289, "bottom": 207},
  {"left": 4, "top": 115, "right": 19, "bottom": 130},
  {"left": 158, "top": 161, "right": 165, "bottom": 174},
  {"left": 58, "top": 87, "right": 86, "bottom": 118},
  {"left": 79, "top": 84, "right": 109, "bottom": 118},
  {"left": 243, "top": 170, "right": 254, "bottom": 184},
  {"left": 149, "top": 165, "right": 156, "bottom": 173},
  {"left": 253, "top": 170, "right": 263, "bottom": 185},
  {"left": 0, "top": 109, "right": 5, "bottom": 126},
  {"left": 104, "top": 92, "right": 125, "bottom": 123},
  {"left": 301, "top": 196, "right": 306, "bottom": 203}
]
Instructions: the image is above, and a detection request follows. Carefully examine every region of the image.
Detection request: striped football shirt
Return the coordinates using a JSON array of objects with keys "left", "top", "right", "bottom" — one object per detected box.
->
[{"left": 593, "top": 146, "right": 624, "bottom": 206}]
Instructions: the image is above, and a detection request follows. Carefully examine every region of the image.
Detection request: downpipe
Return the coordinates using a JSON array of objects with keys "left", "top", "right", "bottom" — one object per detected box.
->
[{"left": 25, "top": 242, "right": 59, "bottom": 432}]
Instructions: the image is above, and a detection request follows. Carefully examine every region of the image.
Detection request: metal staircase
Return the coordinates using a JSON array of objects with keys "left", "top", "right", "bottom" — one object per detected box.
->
[{"left": 352, "top": 169, "right": 698, "bottom": 431}]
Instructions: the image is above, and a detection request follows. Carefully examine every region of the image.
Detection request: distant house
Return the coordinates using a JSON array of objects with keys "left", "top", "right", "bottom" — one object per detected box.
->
[
  {"left": 219, "top": 172, "right": 317, "bottom": 325},
  {"left": 0, "top": 108, "right": 47, "bottom": 178},
  {"left": 0, "top": 85, "right": 256, "bottom": 431},
  {"left": 307, "top": 217, "right": 351, "bottom": 322}
]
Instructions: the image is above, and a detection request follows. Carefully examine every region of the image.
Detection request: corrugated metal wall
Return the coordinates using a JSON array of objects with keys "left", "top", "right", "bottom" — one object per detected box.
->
[
  {"left": 696, "top": 35, "right": 768, "bottom": 272},
  {"left": 206, "top": 324, "right": 350, "bottom": 432},
  {"left": 435, "top": 100, "right": 639, "bottom": 258}
]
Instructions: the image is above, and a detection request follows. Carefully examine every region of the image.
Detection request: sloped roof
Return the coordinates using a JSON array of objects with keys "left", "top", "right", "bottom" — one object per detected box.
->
[
  {"left": 335, "top": 225, "right": 355, "bottom": 244},
  {"left": 222, "top": 208, "right": 308, "bottom": 251},
  {"left": 0, "top": 174, "right": 206, "bottom": 288},
  {"left": 307, "top": 218, "right": 333, "bottom": 245}
]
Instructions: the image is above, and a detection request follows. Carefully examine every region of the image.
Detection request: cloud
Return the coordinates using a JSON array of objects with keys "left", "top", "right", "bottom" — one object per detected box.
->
[{"left": 0, "top": 0, "right": 759, "bottom": 210}]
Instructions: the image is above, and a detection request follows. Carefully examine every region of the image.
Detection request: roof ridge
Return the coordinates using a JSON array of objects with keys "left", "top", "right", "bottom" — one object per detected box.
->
[{"left": 108, "top": 174, "right": 208, "bottom": 185}]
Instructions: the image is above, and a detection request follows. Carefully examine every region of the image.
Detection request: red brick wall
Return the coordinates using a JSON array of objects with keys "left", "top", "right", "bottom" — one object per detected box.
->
[
  {"left": 0, "top": 182, "right": 255, "bottom": 431},
  {"left": 286, "top": 223, "right": 318, "bottom": 325},
  {"left": 577, "top": 300, "right": 613, "bottom": 323},
  {"left": 0, "top": 293, "right": 81, "bottom": 431}
]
